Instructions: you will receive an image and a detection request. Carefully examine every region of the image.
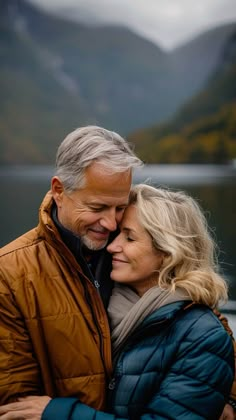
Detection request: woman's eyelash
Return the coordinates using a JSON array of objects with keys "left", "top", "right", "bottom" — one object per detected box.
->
[{"left": 127, "top": 237, "right": 134, "bottom": 242}]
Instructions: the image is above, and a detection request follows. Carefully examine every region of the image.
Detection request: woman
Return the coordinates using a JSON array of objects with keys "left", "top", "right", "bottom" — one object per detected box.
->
[{"left": 0, "top": 185, "right": 234, "bottom": 419}]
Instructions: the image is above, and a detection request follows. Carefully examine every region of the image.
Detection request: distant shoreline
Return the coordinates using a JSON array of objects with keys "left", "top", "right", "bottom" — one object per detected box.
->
[{"left": 1, "top": 163, "right": 236, "bottom": 186}]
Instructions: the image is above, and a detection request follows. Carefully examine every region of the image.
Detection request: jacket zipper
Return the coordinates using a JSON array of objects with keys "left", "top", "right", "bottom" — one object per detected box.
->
[
  {"left": 76, "top": 269, "right": 112, "bottom": 377},
  {"left": 52, "top": 238, "right": 111, "bottom": 377}
]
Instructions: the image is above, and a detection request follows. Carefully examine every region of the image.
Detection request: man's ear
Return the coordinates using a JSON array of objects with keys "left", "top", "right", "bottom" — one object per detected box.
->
[{"left": 51, "top": 177, "right": 64, "bottom": 207}]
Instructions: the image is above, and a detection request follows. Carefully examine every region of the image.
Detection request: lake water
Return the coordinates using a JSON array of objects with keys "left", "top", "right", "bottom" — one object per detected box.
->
[{"left": 0, "top": 164, "right": 236, "bottom": 333}]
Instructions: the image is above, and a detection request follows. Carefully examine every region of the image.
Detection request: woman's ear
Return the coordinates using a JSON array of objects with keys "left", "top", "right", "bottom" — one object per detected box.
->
[
  {"left": 51, "top": 177, "right": 64, "bottom": 207},
  {"left": 160, "top": 251, "right": 171, "bottom": 268}
]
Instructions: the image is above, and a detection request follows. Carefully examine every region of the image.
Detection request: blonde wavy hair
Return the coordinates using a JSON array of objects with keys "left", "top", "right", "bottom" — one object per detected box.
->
[{"left": 129, "top": 184, "right": 228, "bottom": 308}]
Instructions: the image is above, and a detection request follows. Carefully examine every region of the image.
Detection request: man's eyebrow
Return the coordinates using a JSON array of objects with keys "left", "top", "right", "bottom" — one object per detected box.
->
[
  {"left": 87, "top": 201, "right": 128, "bottom": 207},
  {"left": 84, "top": 200, "right": 107, "bottom": 206}
]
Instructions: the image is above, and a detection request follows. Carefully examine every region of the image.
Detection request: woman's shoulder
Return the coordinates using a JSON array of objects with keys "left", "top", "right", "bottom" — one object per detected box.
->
[
  {"left": 181, "top": 302, "right": 226, "bottom": 326},
  {"left": 175, "top": 303, "right": 233, "bottom": 350}
]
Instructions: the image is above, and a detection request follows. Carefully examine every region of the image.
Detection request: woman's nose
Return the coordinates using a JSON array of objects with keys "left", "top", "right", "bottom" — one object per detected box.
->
[{"left": 107, "top": 234, "right": 122, "bottom": 253}]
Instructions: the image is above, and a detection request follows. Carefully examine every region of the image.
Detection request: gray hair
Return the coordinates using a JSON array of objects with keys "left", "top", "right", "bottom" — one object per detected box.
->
[
  {"left": 55, "top": 126, "right": 143, "bottom": 191},
  {"left": 129, "top": 184, "right": 228, "bottom": 308}
]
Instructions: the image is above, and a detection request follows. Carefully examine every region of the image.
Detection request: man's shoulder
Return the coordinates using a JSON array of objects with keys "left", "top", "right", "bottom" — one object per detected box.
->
[
  {"left": 0, "top": 228, "right": 48, "bottom": 290},
  {"left": 0, "top": 228, "right": 39, "bottom": 258}
]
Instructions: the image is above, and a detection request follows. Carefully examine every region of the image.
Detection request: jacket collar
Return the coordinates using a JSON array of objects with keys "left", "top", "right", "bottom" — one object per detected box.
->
[{"left": 140, "top": 300, "right": 193, "bottom": 327}]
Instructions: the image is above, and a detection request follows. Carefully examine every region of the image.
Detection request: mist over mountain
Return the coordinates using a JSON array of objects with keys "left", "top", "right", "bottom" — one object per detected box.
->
[{"left": 0, "top": 0, "right": 235, "bottom": 164}]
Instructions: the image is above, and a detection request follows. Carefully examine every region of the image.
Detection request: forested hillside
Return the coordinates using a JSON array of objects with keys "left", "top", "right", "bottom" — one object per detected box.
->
[{"left": 129, "top": 31, "right": 236, "bottom": 164}]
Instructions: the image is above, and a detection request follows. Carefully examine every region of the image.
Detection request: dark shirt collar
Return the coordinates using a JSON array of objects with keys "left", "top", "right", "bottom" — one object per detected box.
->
[{"left": 51, "top": 201, "right": 115, "bottom": 308}]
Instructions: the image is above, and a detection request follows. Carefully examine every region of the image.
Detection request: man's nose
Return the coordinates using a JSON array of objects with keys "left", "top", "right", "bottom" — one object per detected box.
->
[{"left": 100, "top": 210, "right": 118, "bottom": 232}]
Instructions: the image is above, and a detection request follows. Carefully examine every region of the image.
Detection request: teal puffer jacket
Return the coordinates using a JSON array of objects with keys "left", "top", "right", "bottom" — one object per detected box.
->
[{"left": 43, "top": 301, "right": 234, "bottom": 420}]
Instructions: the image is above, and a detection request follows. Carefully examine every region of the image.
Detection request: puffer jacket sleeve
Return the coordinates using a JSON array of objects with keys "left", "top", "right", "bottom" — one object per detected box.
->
[
  {"left": 0, "top": 277, "right": 42, "bottom": 403},
  {"left": 42, "top": 398, "right": 123, "bottom": 420}
]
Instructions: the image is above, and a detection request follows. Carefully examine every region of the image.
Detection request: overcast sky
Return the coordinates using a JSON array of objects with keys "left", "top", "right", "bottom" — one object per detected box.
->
[{"left": 28, "top": 0, "right": 236, "bottom": 50}]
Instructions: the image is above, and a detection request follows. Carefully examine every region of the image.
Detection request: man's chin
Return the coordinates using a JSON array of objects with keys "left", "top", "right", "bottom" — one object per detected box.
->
[{"left": 81, "top": 236, "right": 108, "bottom": 251}]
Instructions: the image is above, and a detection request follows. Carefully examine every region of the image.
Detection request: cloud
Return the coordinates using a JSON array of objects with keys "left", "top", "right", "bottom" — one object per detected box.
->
[{"left": 28, "top": 0, "right": 236, "bottom": 49}]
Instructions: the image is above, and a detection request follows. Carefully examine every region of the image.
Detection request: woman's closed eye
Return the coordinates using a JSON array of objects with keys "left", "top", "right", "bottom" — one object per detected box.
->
[
  {"left": 126, "top": 235, "right": 135, "bottom": 242},
  {"left": 121, "top": 227, "right": 136, "bottom": 242}
]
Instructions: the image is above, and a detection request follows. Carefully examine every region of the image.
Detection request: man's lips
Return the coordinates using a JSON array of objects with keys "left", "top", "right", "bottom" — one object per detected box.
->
[{"left": 89, "top": 229, "right": 109, "bottom": 239}]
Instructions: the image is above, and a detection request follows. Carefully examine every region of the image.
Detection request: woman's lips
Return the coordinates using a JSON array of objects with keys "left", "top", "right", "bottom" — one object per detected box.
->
[{"left": 112, "top": 258, "right": 128, "bottom": 265}]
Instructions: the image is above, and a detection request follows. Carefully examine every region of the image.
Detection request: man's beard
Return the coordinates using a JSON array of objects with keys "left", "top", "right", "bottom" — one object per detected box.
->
[{"left": 81, "top": 234, "right": 109, "bottom": 251}]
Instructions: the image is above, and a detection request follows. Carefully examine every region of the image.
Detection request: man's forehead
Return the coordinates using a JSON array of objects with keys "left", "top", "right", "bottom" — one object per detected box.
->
[
  {"left": 84, "top": 194, "right": 129, "bottom": 206},
  {"left": 82, "top": 165, "right": 132, "bottom": 196}
]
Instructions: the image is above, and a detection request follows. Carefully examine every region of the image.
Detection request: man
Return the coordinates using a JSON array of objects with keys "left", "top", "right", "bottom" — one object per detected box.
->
[{"left": 0, "top": 125, "right": 142, "bottom": 407}]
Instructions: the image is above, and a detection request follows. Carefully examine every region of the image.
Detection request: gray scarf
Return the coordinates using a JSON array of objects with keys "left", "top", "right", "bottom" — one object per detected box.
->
[{"left": 108, "top": 283, "right": 191, "bottom": 359}]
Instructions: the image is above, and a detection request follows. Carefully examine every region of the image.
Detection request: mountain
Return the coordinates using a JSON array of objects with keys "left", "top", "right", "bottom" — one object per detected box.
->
[
  {"left": 128, "top": 31, "right": 236, "bottom": 164},
  {"left": 0, "top": 0, "right": 90, "bottom": 163},
  {"left": 167, "top": 23, "right": 236, "bottom": 106},
  {"left": 0, "top": 0, "right": 236, "bottom": 164}
]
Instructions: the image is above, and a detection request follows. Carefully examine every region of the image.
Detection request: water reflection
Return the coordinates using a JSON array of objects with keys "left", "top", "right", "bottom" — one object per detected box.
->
[{"left": 0, "top": 164, "right": 236, "bottom": 302}]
